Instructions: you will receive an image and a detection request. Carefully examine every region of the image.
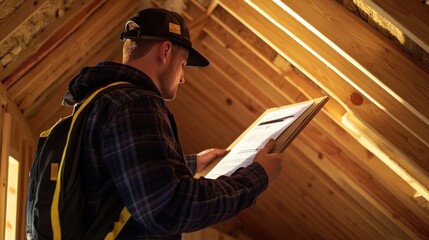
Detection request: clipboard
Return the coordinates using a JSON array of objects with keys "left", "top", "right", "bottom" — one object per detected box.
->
[{"left": 195, "top": 96, "right": 329, "bottom": 179}]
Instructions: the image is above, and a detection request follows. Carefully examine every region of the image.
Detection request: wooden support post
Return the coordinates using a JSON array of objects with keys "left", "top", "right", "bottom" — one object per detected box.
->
[{"left": 0, "top": 112, "right": 12, "bottom": 240}]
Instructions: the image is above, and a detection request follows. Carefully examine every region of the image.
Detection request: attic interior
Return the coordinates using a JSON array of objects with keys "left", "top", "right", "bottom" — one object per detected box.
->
[{"left": 1, "top": 0, "right": 429, "bottom": 239}]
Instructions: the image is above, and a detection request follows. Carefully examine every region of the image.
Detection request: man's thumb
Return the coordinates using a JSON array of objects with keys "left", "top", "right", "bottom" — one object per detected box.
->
[{"left": 261, "top": 139, "right": 275, "bottom": 153}]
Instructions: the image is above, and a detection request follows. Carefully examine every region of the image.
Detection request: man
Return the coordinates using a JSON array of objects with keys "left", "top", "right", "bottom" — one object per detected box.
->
[{"left": 64, "top": 8, "right": 283, "bottom": 239}]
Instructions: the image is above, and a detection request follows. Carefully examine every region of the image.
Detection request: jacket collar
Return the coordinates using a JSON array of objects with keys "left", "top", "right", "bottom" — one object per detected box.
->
[{"left": 63, "top": 62, "right": 161, "bottom": 106}]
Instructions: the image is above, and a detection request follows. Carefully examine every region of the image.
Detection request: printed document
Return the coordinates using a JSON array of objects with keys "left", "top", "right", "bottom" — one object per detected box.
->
[{"left": 205, "top": 101, "right": 313, "bottom": 179}]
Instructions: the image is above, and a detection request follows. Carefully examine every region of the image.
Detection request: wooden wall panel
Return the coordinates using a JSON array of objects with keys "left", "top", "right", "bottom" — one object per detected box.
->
[
  {"left": 0, "top": 111, "right": 11, "bottom": 240},
  {"left": 0, "top": 86, "right": 36, "bottom": 239}
]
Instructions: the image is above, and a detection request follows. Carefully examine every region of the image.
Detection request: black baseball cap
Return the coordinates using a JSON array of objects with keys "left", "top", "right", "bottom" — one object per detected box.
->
[{"left": 120, "top": 8, "right": 209, "bottom": 67}]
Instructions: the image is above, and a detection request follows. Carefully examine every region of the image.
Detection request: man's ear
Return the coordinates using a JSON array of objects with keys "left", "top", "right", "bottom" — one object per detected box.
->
[{"left": 159, "top": 41, "right": 172, "bottom": 64}]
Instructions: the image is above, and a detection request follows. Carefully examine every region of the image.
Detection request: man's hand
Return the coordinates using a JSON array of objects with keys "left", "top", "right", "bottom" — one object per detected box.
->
[
  {"left": 196, "top": 148, "right": 227, "bottom": 173},
  {"left": 255, "top": 139, "right": 283, "bottom": 183}
]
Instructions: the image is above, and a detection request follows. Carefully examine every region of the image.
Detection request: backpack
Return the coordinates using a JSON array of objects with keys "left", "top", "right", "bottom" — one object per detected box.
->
[{"left": 26, "top": 82, "right": 132, "bottom": 240}]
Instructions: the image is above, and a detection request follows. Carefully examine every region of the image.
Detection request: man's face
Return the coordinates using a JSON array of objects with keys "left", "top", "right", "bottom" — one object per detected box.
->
[{"left": 159, "top": 45, "right": 189, "bottom": 101}]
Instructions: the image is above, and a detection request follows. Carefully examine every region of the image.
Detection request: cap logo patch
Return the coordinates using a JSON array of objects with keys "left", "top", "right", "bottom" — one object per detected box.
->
[{"left": 169, "top": 23, "right": 181, "bottom": 35}]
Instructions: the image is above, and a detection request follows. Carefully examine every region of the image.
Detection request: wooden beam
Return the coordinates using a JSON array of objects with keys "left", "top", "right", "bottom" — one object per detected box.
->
[
  {"left": 186, "top": 45, "right": 265, "bottom": 118},
  {"left": 168, "top": 85, "right": 239, "bottom": 152},
  {"left": 27, "top": 35, "right": 122, "bottom": 134},
  {"left": 9, "top": 0, "right": 139, "bottom": 113},
  {"left": 203, "top": 18, "right": 301, "bottom": 103},
  {"left": 207, "top": 4, "right": 428, "bottom": 228},
  {"left": 207, "top": 8, "right": 346, "bottom": 127},
  {"left": 296, "top": 127, "right": 429, "bottom": 238},
  {"left": 191, "top": 68, "right": 256, "bottom": 127},
  {"left": 0, "top": 0, "right": 49, "bottom": 45},
  {"left": 217, "top": 0, "right": 429, "bottom": 192},
  {"left": 0, "top": 112, "right": 12, "bottom": 240},
  {"left": 0, "top": 86, "right": 38, "bottom": 240},
  {"left": 0, "top": 84, "right": 35, "bottom": 138},
  {"left": 362, "top": 0, "right": 429, "bottom": 53},
  {"left": 237, "top": 136, "right": 413, "bottom": 238},
  {"left": 211, "top": 4, "right": 428, "bottom": 228},
  {"left": 290, "top": 140, "right": 416, "bottom": 239},
  {"left": 17, "top": 140, "right": 35, "bottom": 240},
  {"left": 285, "top": 68, "right": 429, "bottom": 216},
  {"left": 1, "top": 0, "right": 106, "bottom": 85},
  {"left": 201, "top": 35, "right": 287, "bottom": 107},
  {"left": 200, "top": 8, "right": 423, "bottom": 236},
  {"left": 271, "top": 0, "right": 429, "bottom": 143},
  {"left": 187, "top": 1, "right": 215, "bottom": 40}
]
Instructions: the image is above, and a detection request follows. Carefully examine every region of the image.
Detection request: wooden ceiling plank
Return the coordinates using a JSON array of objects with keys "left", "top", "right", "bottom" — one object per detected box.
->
[
  {"left": 206, "top": 13, "right": 347, "bottom": 127},
  {"left": 203, "top": 19, "right": 302, "bottom": 103},
  {"left": 201, "top": 35, "right": 289, "bottom": 108},
  {"left": 177, "top": 86, "right": 239, "bottom": 140},
  {"left": 1, "top": 0, "right": 106, "bottom": 86},
  {"left": 258, "top": 110, "right": 412, "bottom": 239},
  {"left": 11, "top": 0, "right": 138, "bottom": 111},
  {"left": 168, "top": 81, "right": 241, "bottom": 152},
  {"left": 186, "top": 1, "right": 219, "bottom": 43},
  {"left": 218, "top": 0, "right": 429, "bottom": 193},
  {"left": 196, "top": 35, "right": 362, "bottom": 236},
  {"left": 305, "top": 96, "right": 429, "bottom": 225},
  {"left": 296, "top": 124, "right": 429, "bottom": 238},
  {"left": 343, "top": 113, "right": 429, "bottom": 203},
  {"left": 362, "top": 0, "right": 429, "bottom": 53},
  {"left": 168, "top": 102, "right": 232, "bottom": 153},
  {"left": 7, "top": 0, "right": 110, "bottom": 101},
  {"left": 273, "top": 0, "right": 429, "bottom": 141},
  {"left": 284, "top": 68, "right": 429, "bottom": 199},
  {"left": 271, "top": 185, "right": 348, "bottom": 239},
  {"left": 185, "top": 67, "right": 257, "bottom": 131},
  {"left": 237, "top": 162, "right": 331, "bottom": 239},
  {"left": 169, "top": 105, "right": 212, "bottom": 148},
  {"left": 27, "top": 31, "right": 124, "bottom": 133},
  {"left": 217, "top": 1, "right": 428, "bottom": 236},
  {"left": 249, "top": 0, "right": 429, "bottom": 148},
  {"left": 2, "top": 0, "right": 106, "bottom": 92},
  {"left": 185, "top": 0, "right": 207, "bottom": 21},
  {"left": 320, "top": 102, "right": 426, "bottom": 206},
  {"left": 315, "top": 108, "right": 429, "bottom": 225},
  {"left": 295, "top": 136, "right": 415, "bottom": 238},
  {"left": 210, "top": 7, "right": 280, "bottom": 73},
  {"left": 0, "top": 0, "right": 49, "bottom": 45},
  {"left": 287, "top": 158, "right": 388, "bottom": 239},
  {"left": 195, "top": 63, "right": 265, "bottom": 117},
  {"left": 284, "top": 69, "right": 346, "bottom": 121},
  {"left": 0, "top": 83, "right": 35, "bottom": 139},
  {"left": 207, "top": 12, "right": 344, "bottom": 124},
  {"left": 288, "top": 142, "right": 413, "bottom": 239},
  {"left": 195, "top": 39, "right": 271, "bottom": 114},
  {"left": 248, "top": 156, "right": 368, "bottom": 239},
  {"left": 167, "top": 109, "right": 213, "bottom": 153},
  {"left": 199, "top": 13, "right": 406, "bottom": 234}
]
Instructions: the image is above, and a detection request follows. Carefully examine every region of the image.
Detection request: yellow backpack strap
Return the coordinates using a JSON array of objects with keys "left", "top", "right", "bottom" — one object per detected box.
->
[
  {"left": 51, "top": 82, "right": 131, "bottom": 240},
  {"left": 104, "top": 208, "right": 132, "bottom": 240}
]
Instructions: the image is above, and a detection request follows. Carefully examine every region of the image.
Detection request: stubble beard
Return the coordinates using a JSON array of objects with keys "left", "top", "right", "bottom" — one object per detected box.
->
[{"left": 159, "top": 60, "right": 178, "bottom": 101}]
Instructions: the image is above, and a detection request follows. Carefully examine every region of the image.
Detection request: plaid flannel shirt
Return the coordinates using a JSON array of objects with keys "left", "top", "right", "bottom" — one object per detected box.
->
[{"left": 66, "top": 62, "right": 269, "bottom": 239}]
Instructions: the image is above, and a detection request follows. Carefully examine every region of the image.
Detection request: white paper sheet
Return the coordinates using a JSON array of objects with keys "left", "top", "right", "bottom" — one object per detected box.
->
[{"left": 205, "top": 101, "right": 313, "bottom": 179}]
